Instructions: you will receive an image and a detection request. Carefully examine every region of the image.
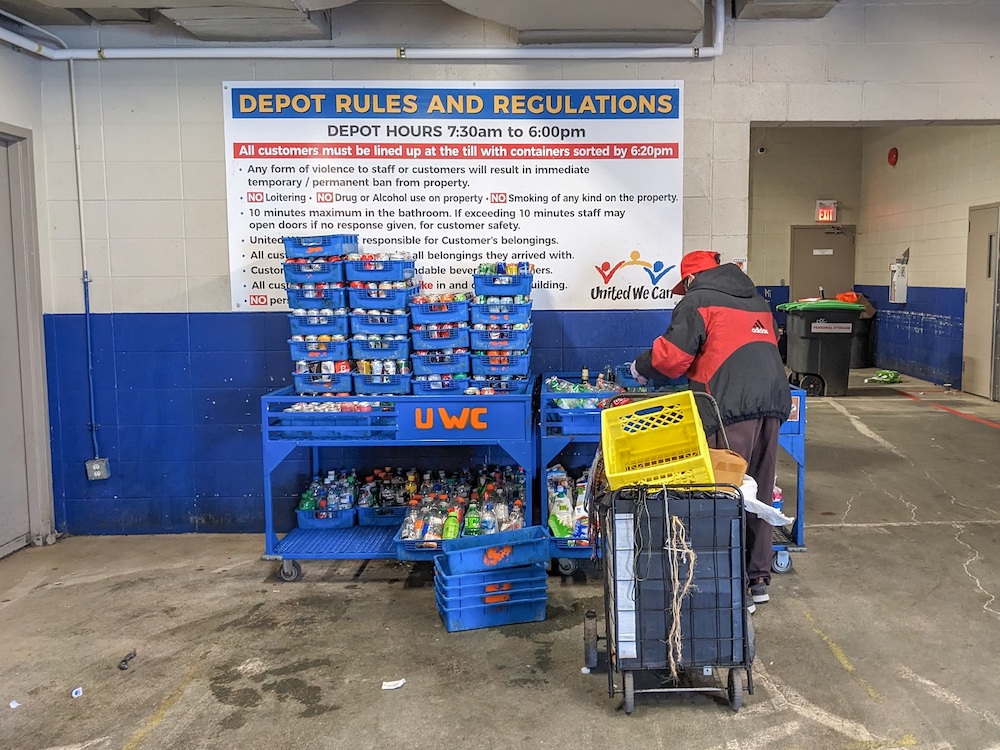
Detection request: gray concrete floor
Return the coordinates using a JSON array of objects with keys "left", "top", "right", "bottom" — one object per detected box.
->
[{"left": 3, "top": 371, "right": 1000, "bottom": 750}]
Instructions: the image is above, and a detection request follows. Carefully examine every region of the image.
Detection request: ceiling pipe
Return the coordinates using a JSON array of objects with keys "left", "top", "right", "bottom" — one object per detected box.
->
[{"left": 0, "top": 0, "right": 724, "bottom": 61}]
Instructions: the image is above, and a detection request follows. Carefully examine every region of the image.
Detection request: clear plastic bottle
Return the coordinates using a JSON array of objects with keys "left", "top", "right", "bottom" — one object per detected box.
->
[
  {"left": 423, "top": 503, "right": 447, "bottom": 541},
  {"left": 480, "top": 502, "right": 498, "bottom": 535},
  {"left": 401, "top": 499, "right": 421, "bottom": 540},
  {"left": 502, "top": 499, "right": 525, "bottom": 531},
  {"left": 411, "top": 495, "right": 426, "bottom": 538}
]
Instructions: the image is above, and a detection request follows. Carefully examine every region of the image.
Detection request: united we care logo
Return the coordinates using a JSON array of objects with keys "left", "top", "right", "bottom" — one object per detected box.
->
[{"left": 591, "top": 250, "right": 676, "bottom": 302}]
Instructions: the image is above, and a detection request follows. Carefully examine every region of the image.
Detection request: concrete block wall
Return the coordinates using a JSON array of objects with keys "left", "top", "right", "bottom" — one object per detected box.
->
[{"left": 1, "top": 0, "right": 998, "bottom": 533}]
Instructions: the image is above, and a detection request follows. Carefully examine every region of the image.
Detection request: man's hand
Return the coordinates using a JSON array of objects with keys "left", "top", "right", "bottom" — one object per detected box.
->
[{"left": 629, "top": 360, "right": 648, "bottom": 385}]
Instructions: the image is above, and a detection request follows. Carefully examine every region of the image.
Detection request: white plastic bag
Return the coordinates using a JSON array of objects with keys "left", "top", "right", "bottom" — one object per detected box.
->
[{"left": 738, "top": 475, "right": 794, "bottom": 526}]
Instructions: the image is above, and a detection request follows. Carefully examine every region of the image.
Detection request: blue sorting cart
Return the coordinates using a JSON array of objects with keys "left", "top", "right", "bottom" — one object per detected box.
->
[
  {"left": 539, "top": 372, "right": 807, "bottom": 576},
  {"left": 260, "top": 379, "right": 537, "bottom": 580}
]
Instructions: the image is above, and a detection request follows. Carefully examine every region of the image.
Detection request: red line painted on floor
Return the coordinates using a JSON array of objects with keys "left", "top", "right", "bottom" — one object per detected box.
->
[{"left": 894, "top": 389, "right": 1000, "bottom": 429}]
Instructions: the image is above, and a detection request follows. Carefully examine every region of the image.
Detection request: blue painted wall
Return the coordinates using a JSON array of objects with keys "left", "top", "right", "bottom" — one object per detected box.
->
[
  {"left": 45, "top": 309, "right": 674, "bottom": 535},
  {"left": 854, "top": 285, "right": 964, "bottom": 387}
]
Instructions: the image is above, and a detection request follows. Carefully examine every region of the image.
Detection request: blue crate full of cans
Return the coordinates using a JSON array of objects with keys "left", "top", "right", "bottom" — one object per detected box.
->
[
  {"left": 408, "top": 292, "right": 473, "bottom": 396},
  {"left": 283, "top": 234, "right": 359, "bottom": 394},
  {"left": 467, "top": 264, "right": 534, "bottom": 395}
]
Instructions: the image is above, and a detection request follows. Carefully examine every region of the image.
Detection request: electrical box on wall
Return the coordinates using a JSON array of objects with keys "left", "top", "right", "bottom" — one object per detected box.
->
[{"left": 889, "top": 263, "right": 908, "bottom": 303}]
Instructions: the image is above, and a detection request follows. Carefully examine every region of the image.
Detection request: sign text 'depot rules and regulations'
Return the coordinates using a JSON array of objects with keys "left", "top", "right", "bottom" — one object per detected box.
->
[{"left": 223, "top": 82, "right": 684, "bottom": 311}]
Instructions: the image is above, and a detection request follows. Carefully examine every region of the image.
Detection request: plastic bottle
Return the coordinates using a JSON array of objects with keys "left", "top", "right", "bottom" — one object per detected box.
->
[
  {"left": 442, "top": 507, "right": 460, "bottom": 540},
  {"left": 464, "top": 502, "right": 482, "bottom": 536},
  {"left": 502, "top": 499, "right": 525, "bottom": 531},
  {"left": 401, "top": 499, "right": 420, "bottom": 540},
  {"left": 411, "top": 495, "right": 426, "bottom": 538},
  {"left": 572, "top": 496, "right": 589, "bottom": 539},
  {"left": 480, "top": 503, "right": 498, "bottom": 535},
  {"left": 423, "top": 503, "right": 447, "bottom": 541}
]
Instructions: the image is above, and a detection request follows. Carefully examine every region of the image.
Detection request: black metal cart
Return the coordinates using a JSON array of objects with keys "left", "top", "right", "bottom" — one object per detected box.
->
[{"left": 594, "top": 484, "right": 755, "bottom": 714}]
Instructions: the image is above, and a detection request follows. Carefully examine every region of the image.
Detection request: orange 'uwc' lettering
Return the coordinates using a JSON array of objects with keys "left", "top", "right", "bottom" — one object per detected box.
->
[{"left": 414, "top": 407, "right": 489, "bottom": 430}]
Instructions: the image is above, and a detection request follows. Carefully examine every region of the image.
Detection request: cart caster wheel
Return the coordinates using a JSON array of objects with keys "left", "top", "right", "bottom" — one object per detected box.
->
[
  {"left": 727, "top": 668, "right": 744, "bottom": 712},
  {"left": 277, "top": 561, "right": 302, "bottom": 582},
  {"left": 771, "top": 551, "right": 793, "bottom": 574},
  {"left": 623, "top": 671, "right": 635, "bottom": 716},
  {"left": 557, "top": 558, "right": 578, "bottom": 576},
  {"left": 799, "top": 374, "right": 825, "bottom": 397}
]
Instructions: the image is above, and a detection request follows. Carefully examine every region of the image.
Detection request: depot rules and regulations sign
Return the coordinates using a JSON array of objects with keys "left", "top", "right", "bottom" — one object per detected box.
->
[{"left": 223, "top": 81, "right": 684, "bottom": 311}]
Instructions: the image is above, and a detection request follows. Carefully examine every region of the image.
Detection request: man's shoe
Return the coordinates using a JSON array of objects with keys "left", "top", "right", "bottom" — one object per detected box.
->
[{"left": 750, "top": 579, "right": 770, "bottom": 604}]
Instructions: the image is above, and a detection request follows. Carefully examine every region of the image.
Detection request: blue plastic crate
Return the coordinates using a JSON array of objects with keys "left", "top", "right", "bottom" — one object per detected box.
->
[
  {"left": 293, "top": 372, "right": 352, "bottom": 395},
  {"left": 288, "top": 313, "right": 349, "bottom": 337},
  {"left": 434, "top": 556, "right": 547, "bottom": 603},
  {"left": 287, "top": 287, "right": 346, "bottom": 310},
  {"left": 282, "top": 234, "right": 358, "bottom": 259},
  {"left": 471, "top": 352, "right": 531, "bottom": 377},
  {"left": 296, "top": 507, "right": 356, "bottom": 529},
  {"left": 469, "top": 326, "right": 532, "bottom": 351},
  {"left": 345, "top": 259, "right": 415, "bottom": 282},
  {"left": 348, "top": 286, "right": 417, "bottom": 310},
  {"left": 283, "top": 260, "right": 344, "bottom": 284},
  {"left": 357, "top": 505, "right": 408, "bottom": 527},
  {"left": 350, "top": 312, "right": 409, "bottom": 336},
  {"left": 411, "top": 328, "right": 470, "bottom": 351},
  {"left": 411, "top": 378, "right": 470, "bottom": 396},
  {"left": 440, "top": 526, "right": 549, "bottom": 575},
  {"left": 468, "top": 377, "right": 531, "bottom": 394},
  {"left": 436, "top": 578, "right": 547, "bottom": 610},
  {"left": 470, "top": 301, "right": 532, "bottom": 326},
  {"left": 393, "top": 527, "right": 448, "bottom": 561},
  {"left": 288, "top": 339, "right": 349, "bottom": 361},
  {"left": 473, "top": 274, "right": 533, "bottom": 297},
  {"left": 350, "top": 338, "right": 410, "bottom": 360},
  {"left": 411, "top": 300, "right": 470, "bottom": 325},
  {"left": 411, "top": 352, "right": 470, "bottom": 376},
  {"left": 352, "top": 373, "right": 412, "bottom": 395},
  {"left": 435, "top": 589, "right": 547, "bottom": 633}
]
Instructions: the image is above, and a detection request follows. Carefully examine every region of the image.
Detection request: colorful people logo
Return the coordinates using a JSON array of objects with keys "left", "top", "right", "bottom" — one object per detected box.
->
[{"left": 595, "top": 250, "right": 675, "bottom": 286}]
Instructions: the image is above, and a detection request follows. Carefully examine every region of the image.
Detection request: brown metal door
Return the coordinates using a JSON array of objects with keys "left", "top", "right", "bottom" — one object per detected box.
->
[
  {"left": 963, "top": 205, "right": 999, "bottom": 399},
  {"left": 790, "top": 226, "right": 857, "bottom": 302},
  {"left": 0, "top": 140, "right": 31, "bottom": 558}
]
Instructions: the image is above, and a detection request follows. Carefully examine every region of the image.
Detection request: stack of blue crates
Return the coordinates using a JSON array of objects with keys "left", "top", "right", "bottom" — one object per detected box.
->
[
  {"left": 469, "top": 268, "right": 534, "bottom": 395},
  {"left": 283, "top": 235, "right": 356, "bottom": 395},
  {"left": 346, "top": 254, "right": 418, "bottom": 396},
  {"left": 410, "top": 296, "right": 472, "bottom": 396},
  {"left": 435, "top": 527, "right": 549, "bottom": 632}
]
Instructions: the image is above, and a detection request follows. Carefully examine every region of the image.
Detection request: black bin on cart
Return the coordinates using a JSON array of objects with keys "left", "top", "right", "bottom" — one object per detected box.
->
[{"left": 784, "top": 305, "right": 863, "bottom": 397}]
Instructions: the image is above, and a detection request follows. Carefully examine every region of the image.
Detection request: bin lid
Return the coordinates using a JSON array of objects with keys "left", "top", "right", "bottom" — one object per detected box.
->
[{"left": 776, "top": 301, "right": 866, "bottom": 312}]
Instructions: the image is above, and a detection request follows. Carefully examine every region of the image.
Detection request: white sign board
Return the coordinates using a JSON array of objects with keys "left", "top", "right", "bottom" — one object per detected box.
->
[
  {"left": 223, "top": 81, "right": 684, "bottom": 311},
  {"left": 810, "top": 322, "right": 853, "bottom": 333}
]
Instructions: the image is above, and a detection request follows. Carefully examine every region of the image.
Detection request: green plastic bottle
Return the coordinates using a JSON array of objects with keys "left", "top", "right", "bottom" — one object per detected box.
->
[
  {"left": 442, "top": 507, "right": 460, "bottom": 540},
  {"left": 464, "top": 502, "right": 482, "bottom": 536}
]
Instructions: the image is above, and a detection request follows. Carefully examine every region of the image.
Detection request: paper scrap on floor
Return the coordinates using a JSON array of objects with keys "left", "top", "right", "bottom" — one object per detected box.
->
[{"left": 381, "top": 679, "right": 406, "bottom": 690}]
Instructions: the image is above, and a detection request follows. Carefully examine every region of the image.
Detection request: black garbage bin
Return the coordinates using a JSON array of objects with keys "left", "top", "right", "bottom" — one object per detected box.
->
[
  {"left": 778, "top": 302, "right": 865, "bottom": 397},
  {"left": 850, "top": 317, "right": 875, "bottom": 369}
]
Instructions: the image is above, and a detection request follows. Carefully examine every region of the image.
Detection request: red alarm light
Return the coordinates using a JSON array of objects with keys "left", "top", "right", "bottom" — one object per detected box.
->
[{"left": 888, "top": 147, "right": 899, "bottom": 166}]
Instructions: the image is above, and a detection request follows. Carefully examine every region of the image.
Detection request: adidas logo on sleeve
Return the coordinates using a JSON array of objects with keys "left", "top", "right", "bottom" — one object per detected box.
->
[{"left": 751, "top": 319, "right": 770, "bottom": 335}]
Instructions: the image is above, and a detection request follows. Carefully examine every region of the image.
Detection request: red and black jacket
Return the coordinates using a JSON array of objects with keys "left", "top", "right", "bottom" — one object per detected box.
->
[{"left": 634, "top": 263, "right": 791, "bottom": 436}]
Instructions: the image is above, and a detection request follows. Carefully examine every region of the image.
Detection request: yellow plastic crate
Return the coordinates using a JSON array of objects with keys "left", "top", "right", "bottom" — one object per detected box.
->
[{"left": 600, "top": 390, "right": 715, "bottom": 490}]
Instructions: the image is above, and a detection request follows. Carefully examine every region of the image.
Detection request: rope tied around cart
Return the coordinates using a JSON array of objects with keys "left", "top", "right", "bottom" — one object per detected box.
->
[{"left": 664, "top": 508, "right": 697, "bottom": 682}]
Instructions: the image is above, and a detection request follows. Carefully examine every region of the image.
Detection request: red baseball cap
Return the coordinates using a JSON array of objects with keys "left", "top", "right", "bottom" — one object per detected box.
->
[{"left": 671, "top": 250, "right": 721, "bottom": 296}]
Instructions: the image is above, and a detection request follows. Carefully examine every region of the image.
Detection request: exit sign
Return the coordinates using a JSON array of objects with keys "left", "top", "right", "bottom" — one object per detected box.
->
[{"left": 816, "top": 200, "right": 837, "bottom": 223}]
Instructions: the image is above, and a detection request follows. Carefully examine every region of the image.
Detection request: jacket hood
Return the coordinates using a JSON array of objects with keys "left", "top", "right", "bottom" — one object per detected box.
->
[{"left": 687, "top": 263, "right": 756, "bottom": 298}]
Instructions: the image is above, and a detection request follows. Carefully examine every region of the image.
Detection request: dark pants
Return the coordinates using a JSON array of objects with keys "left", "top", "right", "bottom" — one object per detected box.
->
[{"left": 710, "top": 417, "right": 781, "bottom": 585}]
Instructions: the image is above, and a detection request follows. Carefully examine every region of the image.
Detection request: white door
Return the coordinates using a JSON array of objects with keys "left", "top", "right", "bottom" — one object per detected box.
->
[
  {"left": 0, "top": 139, "right": 31, "bottom": 558},
  {"left": 963, "top": 206, "right": 1000, "bottom": 400}
]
